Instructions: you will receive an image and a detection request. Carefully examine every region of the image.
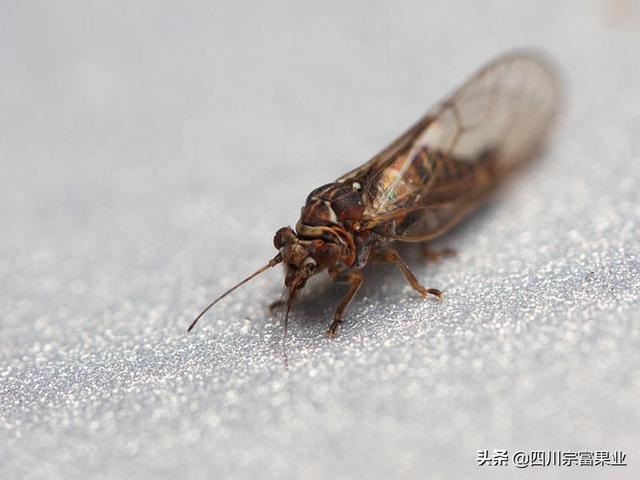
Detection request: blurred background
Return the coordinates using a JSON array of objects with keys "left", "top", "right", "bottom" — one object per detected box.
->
[{"left": 1, "top": 1, "right": 639, "bottom": 479}]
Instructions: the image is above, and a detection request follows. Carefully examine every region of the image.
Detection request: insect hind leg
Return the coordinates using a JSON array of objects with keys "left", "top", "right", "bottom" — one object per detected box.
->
[
  {"left": 372, "top": 248, "right": 443, "bottom": 299},
  {"left": 420, "top": 245, "right": 457, "bottom": 262}
]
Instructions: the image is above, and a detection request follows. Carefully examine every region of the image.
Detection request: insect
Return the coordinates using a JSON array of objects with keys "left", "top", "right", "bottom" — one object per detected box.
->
[{"left": 188, "top": 50, "right": 560, "bottom": 337}]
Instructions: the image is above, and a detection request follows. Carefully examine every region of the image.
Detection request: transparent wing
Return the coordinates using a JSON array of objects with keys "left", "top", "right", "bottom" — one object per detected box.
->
[{"left": 362, "top": 50, "right": 560, "bottom": 233}]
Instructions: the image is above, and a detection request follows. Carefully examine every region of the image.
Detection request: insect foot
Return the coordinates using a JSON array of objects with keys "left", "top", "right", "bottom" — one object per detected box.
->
[
  {"left": 424, "top": 287, "right": 444, "bottom": 300},
  {"left": 326, "top": 320, "right": 342, "bottom": 338}
]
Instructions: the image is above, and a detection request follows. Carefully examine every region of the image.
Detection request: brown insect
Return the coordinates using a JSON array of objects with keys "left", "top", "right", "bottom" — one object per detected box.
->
[{"left": 188, "top": 50, "right": 560, "bottom": 337}]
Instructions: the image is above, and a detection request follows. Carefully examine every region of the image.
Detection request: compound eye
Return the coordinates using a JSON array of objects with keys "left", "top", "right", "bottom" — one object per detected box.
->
[{"left": 274, "top": 227, "right": 296, "bottom": 249}]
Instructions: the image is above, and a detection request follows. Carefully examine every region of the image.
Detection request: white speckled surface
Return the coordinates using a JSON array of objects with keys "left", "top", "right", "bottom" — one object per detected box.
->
[{"left": 1, "top": 1, "right": 639, "bottom": 479}]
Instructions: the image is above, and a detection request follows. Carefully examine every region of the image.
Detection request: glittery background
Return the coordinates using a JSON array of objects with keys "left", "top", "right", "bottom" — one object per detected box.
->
[{"left": 1, "top": 1, "right": 639, "bottom": 479}]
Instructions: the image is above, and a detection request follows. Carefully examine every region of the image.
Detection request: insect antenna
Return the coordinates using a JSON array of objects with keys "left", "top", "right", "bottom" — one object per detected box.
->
[{"left": 188, "top": 253, "right": 282, "bottom": 332}]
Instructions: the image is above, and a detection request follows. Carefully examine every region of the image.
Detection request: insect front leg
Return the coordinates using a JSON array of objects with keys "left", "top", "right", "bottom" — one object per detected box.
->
[
  {"left": 372, "top": 248, "right": 443, "bottom": 299},
  {"left": 326, "top": 269, "right": 364, "bottom": 337}
]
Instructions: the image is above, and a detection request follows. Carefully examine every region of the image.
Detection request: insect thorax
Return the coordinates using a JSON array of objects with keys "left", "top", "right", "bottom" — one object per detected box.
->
[{"left": 294, "top": 181, "right": 368, "bottom": 268}]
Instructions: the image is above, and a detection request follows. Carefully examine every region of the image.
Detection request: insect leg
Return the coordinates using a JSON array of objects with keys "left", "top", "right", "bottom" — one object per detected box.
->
[
  {"left": 327, "top": 270, "right": 364, "bottom": 337},
  {"left": 372, "top": 249, "right": 443, "bottom": 299},
  {"left": 420, "top": 245, "right": 457, "bottom": 262}
]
